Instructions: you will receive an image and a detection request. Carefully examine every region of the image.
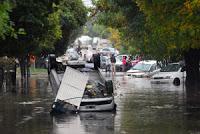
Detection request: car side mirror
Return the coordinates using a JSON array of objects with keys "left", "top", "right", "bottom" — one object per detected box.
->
[{"left": 181, "top": 66, "right": 186, "bottom": 72}]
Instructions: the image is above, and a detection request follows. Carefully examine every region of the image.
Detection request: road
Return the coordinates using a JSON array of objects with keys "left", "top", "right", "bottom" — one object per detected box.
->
[{"left": 0, "top": 72, "right": 200, "bottom": 134}]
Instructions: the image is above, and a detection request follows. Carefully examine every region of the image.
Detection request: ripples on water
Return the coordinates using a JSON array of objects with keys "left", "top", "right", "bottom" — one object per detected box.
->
[{"left": 0, "top": 75, "right": 200, "bottom": 134}]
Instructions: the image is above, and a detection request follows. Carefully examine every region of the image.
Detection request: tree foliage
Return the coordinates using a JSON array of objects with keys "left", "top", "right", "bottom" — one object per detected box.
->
[
  {"left": 0, "top": 1, "right": 13, "bottom": 39},
  {"left": 83, "top": 23, "right": 110, "bottom": 38},
  {"left": 93, "top": 0, "right": 147, "bottom": 55},
  {"left": 136, "top": 0, "right": 200, "bottom": 59},
  {"left": 83, "top": 22, "right": 121, "bottom": 50},
  {"left": 0, "top": 0, "right": 58, "bottom": 57},
  {"left": 107, "top": 27, "right": 121, "bottom": 50},
  {"left": 0, "top": 0, "right": 87, "bottom": 57},
  {"left": 94, "top": 0, "right": 200, "bottom": 87},
  {"left": 53, "top": 0, "right": 88, "bottom": 55},
  {"left": 94, "top": 0, "right": 200, "bottom": 59}
]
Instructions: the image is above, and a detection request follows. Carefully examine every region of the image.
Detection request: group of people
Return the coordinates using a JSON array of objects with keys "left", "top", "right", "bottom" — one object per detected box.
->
[{"left": 109, "top": 54, "right": 132, "bottom": 77}]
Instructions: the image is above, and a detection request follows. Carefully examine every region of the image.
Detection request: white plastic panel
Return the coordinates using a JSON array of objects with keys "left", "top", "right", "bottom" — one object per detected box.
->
[{"left": 56, "top": 67, "right": 89, "bottom": 109}]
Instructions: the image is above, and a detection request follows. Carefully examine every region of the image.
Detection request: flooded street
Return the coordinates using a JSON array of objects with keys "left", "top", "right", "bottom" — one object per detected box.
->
[{"left": 0, "top": 74, "right": 200, "bottom": 134}]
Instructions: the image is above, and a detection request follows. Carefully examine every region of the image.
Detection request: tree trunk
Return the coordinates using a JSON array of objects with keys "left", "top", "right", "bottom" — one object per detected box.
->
[
  {"left": 184, "top": 49, "right": 200, "bottom": 90},
  {"left": 0, "top": 67, "right": 3, "bottom": 89},
  {"left": 19, "top": 55, "right": 30, "bottom": 79},
  {"left": 19, "top": 56, "right": 26, "bottom": 79},
  {"left": 19, "top": 55, "right": 30, "bottom": 93}
]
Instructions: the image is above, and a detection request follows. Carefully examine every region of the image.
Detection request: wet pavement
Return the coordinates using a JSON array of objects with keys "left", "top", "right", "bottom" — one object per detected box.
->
[{"left": 0, "top": 72, "right": 200, "bottom": 134}]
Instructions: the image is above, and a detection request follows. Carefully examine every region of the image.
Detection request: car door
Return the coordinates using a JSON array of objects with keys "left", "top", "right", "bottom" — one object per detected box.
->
[{"left": 149, "top": 64, "right": 160, "bottom": 76}]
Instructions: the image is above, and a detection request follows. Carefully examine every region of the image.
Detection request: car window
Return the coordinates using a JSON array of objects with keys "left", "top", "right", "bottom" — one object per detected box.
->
[
  {"left": 149, "top": 64, "right": 156, "bottom": 72},
  {"left": 131, "top": 63, "right": 152, "bottom": 72},
  {"left": 115, "top": 57, "right": 121, "bottom": 62},
  {"left": 102, "top": 48, "right": 110, "bottom": 51},
  {"left": 101, "top": 58, "right": 106, "bottom": 62},
  {"left": 116, "top": 55, "right": 128, "bottom": 61},
  {"left": 160, "top": 64, "right": 181, "bottom": 72}
]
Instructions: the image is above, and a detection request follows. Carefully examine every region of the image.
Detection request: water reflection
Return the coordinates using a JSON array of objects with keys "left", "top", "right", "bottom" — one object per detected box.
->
[
  {"left": 184, "top": 87, "right": 200, "bottom": 133},
  {"left": 115, "top": 76, "right": 200, "bottom": 134},
  {"left": 0, "top": 76, "right": 53, "bottom": 134},
  {"left": 51, "top": 112, "right": 115, "bottom": 134},
  {"left": 0, "top": 74, "right": 200, "bottom": 134},
  {"left": 79, "top": 112, "right": 115, "bottom": 134}
]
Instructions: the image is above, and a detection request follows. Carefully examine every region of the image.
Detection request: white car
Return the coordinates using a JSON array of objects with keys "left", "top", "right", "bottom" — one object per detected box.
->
[
  {"left": 66, "top": 48, "right": 79, "bottom": 60},
  {"left": 151, "top": 63, "right": 186, "bottom": 86},
  {"left": 100, "top": 47, "right": 116, "bottom": 56},
  {"left": 115, "top": 55, "right": 129, "bottom": 71},
  {"left": 100, "top": 56, "right": 111, "bottom": 71},
  {"left": 126, "top": 60, "right": 160, "bottom": 78}
]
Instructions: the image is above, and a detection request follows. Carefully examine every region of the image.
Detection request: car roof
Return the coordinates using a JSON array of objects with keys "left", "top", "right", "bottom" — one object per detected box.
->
[
  {"left": 101, "top": 47, "right": 115, "bottom": 51},
  {"left": 167, "top": 62, "right": 180, "bottom": 65},
  {"left": 102, "top": 55, "right": 110, "bottom": 59},
  {"left": 116, "top": 54, "right": 128, "bottom": 57},
  {"left": 138, "top": 60, "right": 157, "bottom": 64}
]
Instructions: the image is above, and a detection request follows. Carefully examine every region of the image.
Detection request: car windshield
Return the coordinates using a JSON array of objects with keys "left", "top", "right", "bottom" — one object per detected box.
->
[
  {"left": 101, "top": 57, "right": 106, "bottom": 62},
  {"left": 102, "top": 48, "right": 110, "bottom": 51},
  {"left": 131, "top": 63, "right": 152, "bottom": 72},
  {"left": 160, "top": 64, "right": 181, "bottom": 72},
  {"left": 115, "top": 57, "right": 121, "bottom": 62}
]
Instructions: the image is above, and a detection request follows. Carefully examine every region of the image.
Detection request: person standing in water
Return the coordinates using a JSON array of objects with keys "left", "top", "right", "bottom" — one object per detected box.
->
[
  {"left": 110, "top": 53, "right": 116, "bottom": 76},
  {"left": 122, "top": 56, "right": 127, "bottom": 78}
]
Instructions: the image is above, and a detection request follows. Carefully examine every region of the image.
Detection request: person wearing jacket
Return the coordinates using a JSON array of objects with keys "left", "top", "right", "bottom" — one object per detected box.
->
[{"left": 110, "top": 54, "right": 116, "bottom": 76}]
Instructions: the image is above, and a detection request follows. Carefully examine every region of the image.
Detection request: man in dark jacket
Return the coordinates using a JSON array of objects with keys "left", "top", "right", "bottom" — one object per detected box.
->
[{"left": 110, "top": 54, "right": 116, "bottom": 76}]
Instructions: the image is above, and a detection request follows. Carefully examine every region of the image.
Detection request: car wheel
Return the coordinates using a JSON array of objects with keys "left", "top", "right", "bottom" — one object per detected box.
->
[{"left": 173, "top": 78, "right": 180, "bottom": 86}]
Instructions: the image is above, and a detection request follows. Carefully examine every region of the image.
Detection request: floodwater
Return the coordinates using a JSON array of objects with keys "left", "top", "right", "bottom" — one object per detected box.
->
[{"left": 0, "top": 74, "right": 200, "bottom": 134}]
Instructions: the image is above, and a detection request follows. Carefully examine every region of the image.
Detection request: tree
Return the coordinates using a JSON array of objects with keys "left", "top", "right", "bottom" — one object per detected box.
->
[
  {"left": 0, "top": 1, "right": 13, "bottom": 40},
  {"left": 107, "top": 27, "right": 121, "bottom": 50},
  {"left": 83, "top": 22, "right": 122, "bottom": 51},
  {"left": 94, "top": 0, "right": 200, "bottom": 88},
  {"left": 0, "top": 0, "right": 87, "bottom": 78},
  {"left": 54, "top": 0, "right": 87, "bottom": 56},
  {"left": 93, "top": 0, "right": 147, "bottom": 55},
  {"left": 135, "top": 0, "right": 200, "bottom": 88},
  {"left": 83, "top": 23, "right": 110, "bottom": 38}
]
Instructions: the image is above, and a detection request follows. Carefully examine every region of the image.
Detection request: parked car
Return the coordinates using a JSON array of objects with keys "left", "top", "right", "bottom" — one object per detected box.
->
[
  {"left": 115, "top": 55, "right": 128, "bottom": 71},
  {"left": 100, "top": 47, "right": 116, "bottom": 56},
  {"left": 151, "top": 63, "right": 186, "bottom": 86},
  {"left": 66, "top": 48, "right": 79, "bottom": 60},
  {"left": 126, "top": 60, "right": 160, "bottom": 78},
  {"left": 100, "top": 56, "right": 111, "bottom": 71},
  {"left": 115, "top": 54, "right": 138, "bottom": 71},
  {"left": 116, "top": 54, "right": 128, "bottom": 61}
]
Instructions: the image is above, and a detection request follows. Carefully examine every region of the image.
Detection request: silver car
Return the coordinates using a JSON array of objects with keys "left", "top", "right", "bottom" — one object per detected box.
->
[{"left": 126, "top": 60, "right": 160, "bottom": 78}]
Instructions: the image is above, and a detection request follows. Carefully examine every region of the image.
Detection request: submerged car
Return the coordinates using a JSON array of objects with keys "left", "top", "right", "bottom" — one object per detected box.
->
[
  {"left": 100, "top": 56, "right": 111, "bottom": 71},
  {"left": 151, "top": 63, "right": 186, "bottom": 86},
  {"left": 126, "top": 60, "right": 160, "bottom": 78}
]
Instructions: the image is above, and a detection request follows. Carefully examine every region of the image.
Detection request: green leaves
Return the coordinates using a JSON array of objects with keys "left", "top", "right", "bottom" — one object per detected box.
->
[
  {"left": 135, "top": 0, "right": 200, "bottom": 59},
  {"left": 0, "top": 1, "right": 12, "bottom": 39},
  {"left": 94, "top": 0, "right": 200, "bottom": 61},
  {"left": 53, "top": 0, "right": 87, "bottom": 55},
  {"left": 0, "top": 0, "right": 87, "bottom": 57}
]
